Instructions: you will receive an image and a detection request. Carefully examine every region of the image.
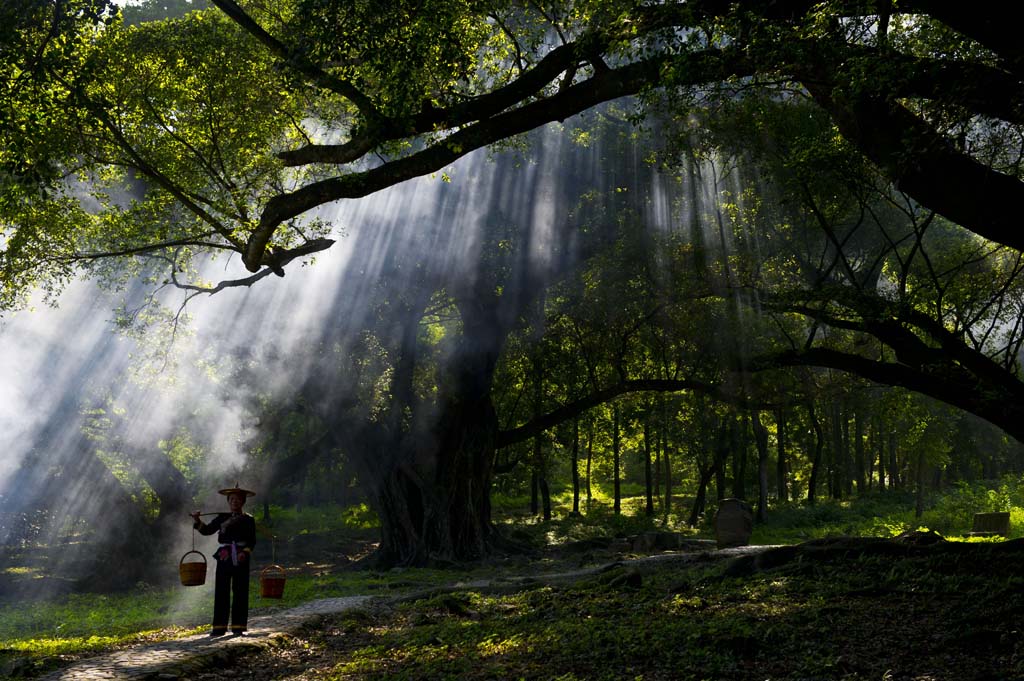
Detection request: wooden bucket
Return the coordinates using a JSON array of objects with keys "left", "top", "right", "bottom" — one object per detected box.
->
[
  {"left": 179, "top": 550, "right": 207, "bottom": 587},
  {"left": 260, "top": 564, "right": 286, "bottom": 599}
]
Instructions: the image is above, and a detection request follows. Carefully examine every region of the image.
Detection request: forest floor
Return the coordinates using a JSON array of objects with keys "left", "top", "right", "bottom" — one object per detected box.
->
[{"left": 6, "top": 531, "right": 1024, "bottom": 680}]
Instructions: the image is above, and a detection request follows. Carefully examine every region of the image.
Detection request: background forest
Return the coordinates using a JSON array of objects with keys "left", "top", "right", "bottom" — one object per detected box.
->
[
  {"left": 3, "top": 0, "right": 1024, "bottom": 678},
  {"left": 3, "top": 0, "right": 1024, "bottom": 573}
]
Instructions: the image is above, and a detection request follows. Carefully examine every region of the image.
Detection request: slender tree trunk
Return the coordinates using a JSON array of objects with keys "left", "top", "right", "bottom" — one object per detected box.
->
[
  {"left": 613, "top": 403, "right": 621, "bottom": 515},
  {"left": 808, "top": 402, "right": 825, "bottom": 505},
  {"left": 571, "top": 418, "right": 581, "bottom": 516},
  {"left": 663, "top": 428, "right": 673, "bottom": 517},
  {"left": 842, "top": 401, "right": 854, "bottom": 498},
  {"left": 915, "top": 450, "right": 926, "bottom": 518},
  {"left": 689, "top": 423, "right": 730, "bottom": 526},
  {"left": 530, "top": 471, "right": 539, "bottom": 516},
  {"left": 653, "top": 416, "right": 662, "bottom": 500},
  {"left": 875, "top": 413, "right": 885, "bottom": 489},
  {"left": 888, "top": 431, "right": 899, "bottom": 490},
  {"left": 688, "top": 464, "right": 711, "bottom": 527},
  {"left": 540, "top": 476, "right": 552, "bottom": 521},
  {"left": 714, "top": 443, "right": 727, "bottom": 502},
  {"left": 659, "top": 398, "right": 668, "bottom": 512},
  {"left": 586, "top": 421, "right": 593, "bottom": 515},
  {"left": 531, "top": 346, "right": 544, "bottom": 517},
  {"left": 643, "top": 414, "right": 654, "bottom": 517},
  {"left": 830, "top": 400, "right": 843, "bottom": 499},
  {"left": 854, "top": 407, "right": 866, "bottom": 494},
  {"left": 753, "top": 411, "right": 770, "bottom": 522},
  {"left": 732, "top": 415, "right": 747, "bottom": 500},
  {"left": 776, "top": 407, "right": 788, "bottom": 503}
]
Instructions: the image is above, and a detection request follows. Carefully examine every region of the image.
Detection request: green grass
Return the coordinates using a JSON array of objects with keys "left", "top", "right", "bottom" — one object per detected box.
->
[
  {"left": 6, "top": 478, "right": 1024, "bottom": 674},
  {"left": 259, "top": 502, "right": 380, "bottom": 536},
  {"left": 294, "top": 547, "right": 1024, "bottom": 681}
]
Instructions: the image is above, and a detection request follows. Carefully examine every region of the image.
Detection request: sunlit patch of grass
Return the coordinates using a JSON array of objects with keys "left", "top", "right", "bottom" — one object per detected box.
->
[
  {"left": 3, "top": 625, "right": 205, "bottom": 657},
  {"left": 0, "top": 590, "right": 202, "bottom": 642},
  {"left": 2, "top": 566, "right": 41, "bottom": 576},
  {"left": 476, "top": 632, "right": 526, "bottom": 657}
]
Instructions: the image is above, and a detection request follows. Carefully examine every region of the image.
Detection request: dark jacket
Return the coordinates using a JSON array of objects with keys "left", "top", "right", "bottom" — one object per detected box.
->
[{"left": 195, "top": 512, "right": 256, "bottom": 556}]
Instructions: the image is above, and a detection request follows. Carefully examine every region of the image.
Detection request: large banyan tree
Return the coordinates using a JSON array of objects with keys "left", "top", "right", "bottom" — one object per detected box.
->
[{"left": 3, "top": 0, "right": 1024, "bottom": 564}]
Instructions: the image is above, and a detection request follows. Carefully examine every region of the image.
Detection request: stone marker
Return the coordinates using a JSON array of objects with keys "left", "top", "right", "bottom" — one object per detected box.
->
[
  {"left": 968, "top": 511, "right": 1010, "bottom": 537},
  {"left": 714, "top": 498, "right": 753, "bottom": 549}
]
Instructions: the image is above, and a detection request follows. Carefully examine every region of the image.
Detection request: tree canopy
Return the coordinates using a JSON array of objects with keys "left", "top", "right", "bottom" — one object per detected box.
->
[
  {"left": 5, "top": 0, "right": 1024, "bottom": 566},
  {"left": 4, "top": 0, "right": 1023, "bottom": 303}
]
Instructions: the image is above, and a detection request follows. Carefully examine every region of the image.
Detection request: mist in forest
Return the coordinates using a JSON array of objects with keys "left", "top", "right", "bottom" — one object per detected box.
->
[{"left": 0, "top": 109, "right": 738, "bottom": 596}]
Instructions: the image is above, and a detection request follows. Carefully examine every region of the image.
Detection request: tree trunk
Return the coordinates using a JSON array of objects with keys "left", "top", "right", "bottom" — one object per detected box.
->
[
  {"left": 571, "top": 418, "right": 581, "bottom": 516},
  {"left": 373, "top": 394, "right": 498, "bottom": 566},
  {"left": 540, "top": 475, "right": 552, "bottom": 521},
  {"left": 874, "top": 412, "right": 885, "bottom": 489},
  {"left": 659, "top": 397, "right": 668, "bottom": 512},
  {"left": 915, "top": 450, "right": 926, "bottom": 518},
  {"left": 776, "top": 407, "right": 788, "bottom": 503},
  {"left": 829, "top": 399, "right": 843, "bottom": 499},
  {"left": 643, "top": 413, "right": 654, "bottom": 517},
  {"left": 370, "top": 292, "right": 504, "bottom": 567},
  {"left": 753, "top": 411, "right": 770, "bottom": 522},
  {"left": 663, "top": 427, "right": 673, "bottom": 517},
  {"left": 808, "top": 402, "right": 825, "bottom": 505},
  {"left": 586, "top": 420, "right": 593, "bottom": 515},
  {"left": 732, "top": 414, "right": 747, "bottom": 500},
  {"left": 714, "top": 444, "right": 727, "bottom": 502},
  {"left": 653, "top": 411, "right": 662, "bottom": 500},
  {"left": 854, "top": 407, "right": 866, "bottom": 494},
  {"left": 531, "top": 345, "right": 544, "bottom": 517},
  {"left": 888, "top": 431, "right": 899, "bottom": 490},
  {"left": 842, "top": 401, "right": 853, "bottom": 498},
  {"left": 689, "top": 420, "right": 728, "bottom": 526},
  {"left": 613, "top": 403, "right": 621, "bottom": 515},
  {"left": 530, "top": 471, "right": 539, "bottom": 516}
]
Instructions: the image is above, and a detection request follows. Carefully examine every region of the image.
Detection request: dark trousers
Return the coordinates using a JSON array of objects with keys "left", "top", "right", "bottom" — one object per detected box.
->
[{"left": 213, "top": 557, "right": 250, "bottom": 632}]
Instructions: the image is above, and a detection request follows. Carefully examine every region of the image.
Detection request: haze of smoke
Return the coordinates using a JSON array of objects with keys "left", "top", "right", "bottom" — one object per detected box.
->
[{"left": 0, "top": 117, "right": 734, "bottom": 593}]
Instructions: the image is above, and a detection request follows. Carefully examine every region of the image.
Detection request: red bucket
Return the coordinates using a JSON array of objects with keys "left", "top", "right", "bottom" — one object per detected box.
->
[{"left": 260, "top": 565, "right": 286, "bottom": 599}]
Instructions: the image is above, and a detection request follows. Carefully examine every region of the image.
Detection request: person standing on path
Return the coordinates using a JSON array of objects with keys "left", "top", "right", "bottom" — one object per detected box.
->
[{"left": 191, "top": 483, "right": 257, "bottom": 636}]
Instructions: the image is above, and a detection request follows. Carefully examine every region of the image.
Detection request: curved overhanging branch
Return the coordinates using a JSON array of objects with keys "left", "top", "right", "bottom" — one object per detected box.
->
[
  {"left": 761, "top": 286, "right": 1024, "bottom": 401},
  {"left": 798, "top": 52, "right": 1024, "bottom": 254},
  {"left": 244, "top": 48, "right": 749, "bottom": 270},
  {"left": 170, "top": 266, "right": 274, "bottom": 294},
  {"left": 215, "top": 0, "right": 1024, "bottom": 272},
  {"left": 838, "top": 46, "right": 1024, "bottom": 126},
  {"left": 495, "top": 377, "right": 774, "bottom": 449},
  {"left": 274, "top": 40, "right": 587, "bottom": 168},
  {"left": 747, "top": 346, "right": 1024, "bottom": 443},
  {"left": 155, "top": 236, "right": 335, "bottom": 297}
]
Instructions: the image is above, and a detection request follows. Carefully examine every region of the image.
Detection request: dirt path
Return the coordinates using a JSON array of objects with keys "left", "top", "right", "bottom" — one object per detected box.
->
[
  {"left": 36, "top": 544, "right": 775, "bottom": 680},
  {"left": 36, "top": 596, "right": 376, "bottom": 681}
]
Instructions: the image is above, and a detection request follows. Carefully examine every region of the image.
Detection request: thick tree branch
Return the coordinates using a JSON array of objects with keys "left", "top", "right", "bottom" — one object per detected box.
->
[
  {"left": 275, "top": 41, "right": 595, "bottom": 168},
  {"left": 748, "top": 346, "right": 1024, "bottom": 443},
  {"left": 208, "top": 0, "right": 382, "bottom": 123},
  {"left": 802, "top": 81, "right": 1024, "bottom": 254},
  {"left": 245, "top": 48, "right": 750, "bottom": 270}
]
